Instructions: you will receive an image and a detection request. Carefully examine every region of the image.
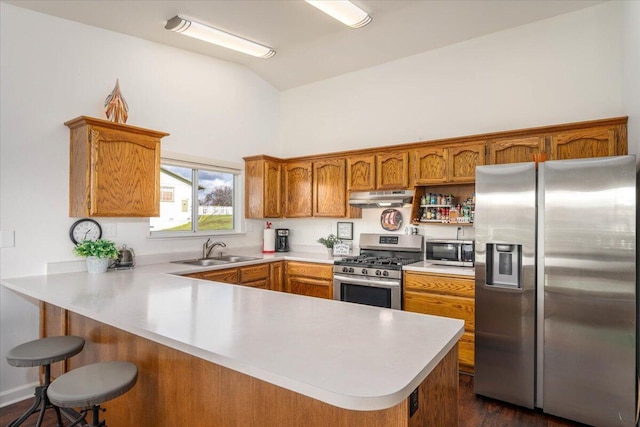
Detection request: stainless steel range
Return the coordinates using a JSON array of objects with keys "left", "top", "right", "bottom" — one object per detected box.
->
[{"left": 333, "top": 233, "right": 424, "bottom": 309}]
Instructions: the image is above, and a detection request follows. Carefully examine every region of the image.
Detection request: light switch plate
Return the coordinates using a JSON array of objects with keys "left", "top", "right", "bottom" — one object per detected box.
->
[{"left": 0, "top": 229, "right": 15, "bottom": 248}]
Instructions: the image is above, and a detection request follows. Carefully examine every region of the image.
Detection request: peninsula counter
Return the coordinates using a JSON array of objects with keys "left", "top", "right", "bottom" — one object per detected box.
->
[{"left": 2, "top": 260, "right": 464, "bottom": 426}]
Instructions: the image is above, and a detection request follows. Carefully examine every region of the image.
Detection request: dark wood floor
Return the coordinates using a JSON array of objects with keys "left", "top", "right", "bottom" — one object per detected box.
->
[
  {"left": 458, "top": 374, "right": 586, "bottom": 427},
  {"left": 0, "top": 374, "right": 586, "bottom": 426}
]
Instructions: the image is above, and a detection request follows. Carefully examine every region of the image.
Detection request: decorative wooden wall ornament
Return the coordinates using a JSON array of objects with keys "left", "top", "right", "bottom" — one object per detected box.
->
[{"left": 104, "top": 79, "right": 129, "bottom": 124}]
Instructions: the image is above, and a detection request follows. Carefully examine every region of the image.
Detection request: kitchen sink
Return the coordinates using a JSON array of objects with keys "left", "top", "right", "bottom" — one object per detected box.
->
[
  {"left": 215, "top": 255, "right": 259, "bottom": 262},
  {"left": 172, "top": 255, "right": 259, "bottom": 267}
]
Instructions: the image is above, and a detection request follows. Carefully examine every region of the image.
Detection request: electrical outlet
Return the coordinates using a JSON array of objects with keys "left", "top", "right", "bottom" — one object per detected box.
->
[
  {"left": 409, "top": 387, "right": 419, "bottom": 417},
  {"left": 102, "top": 223, "right": 117, "bottom": 238}
]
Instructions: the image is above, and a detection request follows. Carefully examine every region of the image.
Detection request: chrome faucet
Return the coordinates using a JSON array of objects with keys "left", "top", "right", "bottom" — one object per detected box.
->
[{"left": 203, "top": 239, "right": 226, "bottom": 258}]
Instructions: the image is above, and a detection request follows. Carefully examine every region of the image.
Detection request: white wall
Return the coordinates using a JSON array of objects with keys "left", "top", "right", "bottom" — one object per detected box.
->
[
  {"left": 622, "top": 0, "right": 640, "bottom": 162},
  {"left": 0, "top": 3, "right": 279, "bottom": 404},
  {"left": 279, "top": 2, "right": 625, "bottom": 157},
  {"left": 277, "top": 1, "right": 633, "bottom": 246}
]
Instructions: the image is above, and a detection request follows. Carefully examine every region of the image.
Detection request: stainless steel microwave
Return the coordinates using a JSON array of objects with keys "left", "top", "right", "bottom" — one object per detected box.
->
[{"left": 425, "top": 239, "right": 474, "bottom": 267}]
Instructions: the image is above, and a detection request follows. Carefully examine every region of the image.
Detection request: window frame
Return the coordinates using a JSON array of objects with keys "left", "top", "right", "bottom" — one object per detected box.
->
[{"left": 149, "top": 153, "right": 244, "bottom": 238}]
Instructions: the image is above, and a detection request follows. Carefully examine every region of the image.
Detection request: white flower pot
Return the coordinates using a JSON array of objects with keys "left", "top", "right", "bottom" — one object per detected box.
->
[{"left": 86, "top": 256, "right": 110, "bottom": 274}]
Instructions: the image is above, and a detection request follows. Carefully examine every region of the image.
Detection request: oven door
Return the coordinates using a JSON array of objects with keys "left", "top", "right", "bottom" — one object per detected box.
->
[{"left": 333, "top": 274, "right": 401, "bottom": 310}]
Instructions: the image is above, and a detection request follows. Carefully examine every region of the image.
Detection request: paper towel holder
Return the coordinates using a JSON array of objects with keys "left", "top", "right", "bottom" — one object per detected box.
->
[{"left": 263, "top": 222, "right": 276, "bottom": 253}]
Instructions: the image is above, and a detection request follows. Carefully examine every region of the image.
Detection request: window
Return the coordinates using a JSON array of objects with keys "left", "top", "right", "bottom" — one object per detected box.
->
[{"left": 150, "top": 156, "right": 241, "bottom": 236}]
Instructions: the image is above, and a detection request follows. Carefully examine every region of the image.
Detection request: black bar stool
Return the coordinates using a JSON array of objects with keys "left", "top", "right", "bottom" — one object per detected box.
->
[
  {"left": 6, "top": 335, "right": 85, "bottom": 427},
  {"left": 47, "top": 360, "right": 138, "bottom": 427}
]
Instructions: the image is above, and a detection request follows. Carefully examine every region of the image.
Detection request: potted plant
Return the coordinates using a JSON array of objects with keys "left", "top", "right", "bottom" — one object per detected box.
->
[
  {"left": 73, "top": 239, "right": 119, "bottom": 273},
  {"left": 317, "top": 234, "right": 340, "bottom": 256}
]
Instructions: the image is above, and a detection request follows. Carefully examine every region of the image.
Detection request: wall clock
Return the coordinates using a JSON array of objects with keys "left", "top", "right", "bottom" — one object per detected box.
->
[{"left": 69, "top": 218, "right": 102, "bottom": 244}]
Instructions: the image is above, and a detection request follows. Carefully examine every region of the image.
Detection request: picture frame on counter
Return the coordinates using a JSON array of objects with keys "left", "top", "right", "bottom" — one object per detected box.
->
[
  {"left": 333, "top": 242, "right": 350, "bottom": 256},
  {"left": 337, "top": 222, "right": 354, "bottom": 240}
]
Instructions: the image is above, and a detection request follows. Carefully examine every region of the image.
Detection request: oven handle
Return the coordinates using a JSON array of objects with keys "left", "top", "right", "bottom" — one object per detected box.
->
[{"left": 333, "top": 274, "right": 400, "bottom": 288}]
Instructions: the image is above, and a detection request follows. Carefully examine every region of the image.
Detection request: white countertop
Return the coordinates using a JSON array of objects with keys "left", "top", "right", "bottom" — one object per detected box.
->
[
  {"left": 1, "top": 252, "right": 464, "bottom": 411},
  {"left": 404, "top": 261, "right": 475, "bottom": 277}
]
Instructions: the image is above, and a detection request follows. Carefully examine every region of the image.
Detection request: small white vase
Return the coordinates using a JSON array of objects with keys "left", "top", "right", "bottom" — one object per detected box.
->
[
  {"left": 327, "top": 247, "right": 334, "bottom": 257},
  {"left": 86, "top": 256, "right": 109, "bottom": 274}
]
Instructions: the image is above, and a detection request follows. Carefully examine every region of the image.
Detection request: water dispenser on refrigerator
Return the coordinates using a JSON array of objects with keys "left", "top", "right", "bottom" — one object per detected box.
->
[{"left": 485, "top": 244, "right": 522, "bottom": 289}]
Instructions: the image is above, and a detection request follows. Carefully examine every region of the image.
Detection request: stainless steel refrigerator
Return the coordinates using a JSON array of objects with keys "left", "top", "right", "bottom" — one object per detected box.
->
[{"left": 474, "top": 155, "right": 638, "bottom": 427}]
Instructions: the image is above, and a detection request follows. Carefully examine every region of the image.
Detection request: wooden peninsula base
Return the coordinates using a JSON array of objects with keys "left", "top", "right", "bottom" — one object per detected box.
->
[{"left": 42, "top": 303, "right": 459, "bottom": 427}]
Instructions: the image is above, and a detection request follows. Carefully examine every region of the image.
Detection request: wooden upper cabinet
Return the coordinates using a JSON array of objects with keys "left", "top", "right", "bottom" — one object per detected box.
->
[
  {"left": 413, "top": 142, "right": 484, "bottom": 185},
  {"left": 447, "top": 142, "right": 485, "bottom": 183},
  {"left": 549, "top": 126, "right": 618, "bottom": 160},
  {"left": 66, "top": 116, "right": 168, "bottom": 217},
  {"left": 245, "top": 118, "right": 627, "bottom": 218},
  {"left": 313, "top": 158, "right": 346, "bottom": 217},
  {"left": 245, "top": 156, "right": 282, "bottom": 219},
  {"left": 413, "top": 147, "right": 448, "bottom": 185},
  {"left": 376, "top": 152, "right": 409, "bottom": 189},
  {"left": 347, "top": 154, "right": 376, "bottom": 191},
  {"left": 488, "top": 136, "right": 545, "bottom": 165},
  {"left": 284, "top": 161, "right": 313, "bottom": 218}
]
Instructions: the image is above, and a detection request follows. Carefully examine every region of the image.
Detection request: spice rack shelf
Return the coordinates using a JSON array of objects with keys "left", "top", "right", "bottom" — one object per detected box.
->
[{"left": 411, "top": 183, "right": 476, "bottom": 226}]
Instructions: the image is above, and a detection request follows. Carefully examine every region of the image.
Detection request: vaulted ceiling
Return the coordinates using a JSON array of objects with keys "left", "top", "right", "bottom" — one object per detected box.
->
[{"left": 4, "top": 0, "right": 604, "bottom": 90}]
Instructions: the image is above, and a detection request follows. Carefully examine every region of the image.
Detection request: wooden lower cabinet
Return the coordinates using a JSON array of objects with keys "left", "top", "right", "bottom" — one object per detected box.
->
[
  {"left": 187, "top": 268, "right": 239, "bottom": 283},
  {"left": 403, "top": 271, "right": 475, "bottom": 373},
  {"left": 284, "top": 261, "right": 333, "bottom": 299},
  {"left": 41, "top": 302, "right": 459, "bottom": 426},
  {"left": 239, "top": 263, "right": 270, "bottom": 289},
  {"left": 182, "top": 262, "right": 284, "bottom": 291},
  {"left": 270, "top": 261, "right": 284, "bottom": 292}
]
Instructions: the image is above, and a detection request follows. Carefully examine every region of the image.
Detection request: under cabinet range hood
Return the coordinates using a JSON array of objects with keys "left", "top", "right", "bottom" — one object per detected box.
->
[{"left": 348, "top": 190, "right": 414, "bottom": 208}]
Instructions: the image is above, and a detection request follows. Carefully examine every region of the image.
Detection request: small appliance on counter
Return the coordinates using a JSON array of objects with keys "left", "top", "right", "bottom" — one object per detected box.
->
[
  {"left": 112, "top": 244, "right": 135, "bottom": 269},
  {"left": 425, "top": 239, "right": 474, "bottom": 267},
  {"left": 275, "top": 229, "right": 290, "bottom": 252}
]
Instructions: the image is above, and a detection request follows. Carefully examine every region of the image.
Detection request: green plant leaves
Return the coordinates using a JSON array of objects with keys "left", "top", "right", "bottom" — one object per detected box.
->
[{"left": 73, "top": 239, "right": 119, "bottom": 259}]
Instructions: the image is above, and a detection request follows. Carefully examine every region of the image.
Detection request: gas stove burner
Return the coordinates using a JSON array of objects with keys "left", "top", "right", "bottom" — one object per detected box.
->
[{"left": 335, "top": 255, "right": 419, "bottom": 268}]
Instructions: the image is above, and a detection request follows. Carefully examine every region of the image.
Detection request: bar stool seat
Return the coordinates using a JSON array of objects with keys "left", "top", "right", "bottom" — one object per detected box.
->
[
  {"left": 6, "top": 335, "right": 85, "bottom": 427},
  {"left": 47, "top": 361, "right": 138, "bottom": 427}
]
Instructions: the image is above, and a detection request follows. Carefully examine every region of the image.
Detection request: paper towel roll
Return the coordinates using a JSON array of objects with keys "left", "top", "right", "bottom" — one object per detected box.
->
[{"left": 263, "top": 229, "right": 275, "bottom": 253}]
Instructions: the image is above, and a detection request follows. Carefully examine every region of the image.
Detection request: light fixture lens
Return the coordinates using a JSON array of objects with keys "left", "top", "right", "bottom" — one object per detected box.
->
[
  {"left": 165, "top": 16, "right": 276, "bottom": 59},
  {"left": 305, "top": 0, "right": 372, "bottom": 28}
]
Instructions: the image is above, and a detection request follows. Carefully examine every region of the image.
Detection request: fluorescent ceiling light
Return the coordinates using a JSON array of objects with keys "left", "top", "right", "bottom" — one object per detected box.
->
[
  {"left": 165, "top": 16, "right": 276, "bottom": 59},
  {"left": 305, "top": 0, "right": 372, "bottom": 28}
]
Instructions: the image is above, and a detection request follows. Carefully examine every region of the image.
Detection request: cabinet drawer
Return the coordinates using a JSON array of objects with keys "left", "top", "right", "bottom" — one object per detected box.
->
[
  {"left": 240, "top": 279, "right": 269, "bottom": 289},
  {"left": 239, "top": 264, "right": 269, "bottom": 283},
  {"left": 199, "top": 269, "right": 239, "bottom": 284},
  {"left": 403, "top": 291, "right": 475, "bottom": 331},
  {"left": 404, "top": 272, "right": 474, "bottom": 298},
  {"left": 459, "top": 332, "right": 475, "bottom": 373},
  {"left": 287, "top": 276, "right": 332, "bottom": 299},
  {"left": 285, "top": 261, "right": 333, "bottom": 280}
]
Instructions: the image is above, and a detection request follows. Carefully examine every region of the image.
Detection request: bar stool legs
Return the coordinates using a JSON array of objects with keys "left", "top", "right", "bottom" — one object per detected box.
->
[
  {"left": 8, "top": 365, "right": 63, "bottom": 427},
  {"left": 6, "top": 336, "right": 85, "bottom": 427}
]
